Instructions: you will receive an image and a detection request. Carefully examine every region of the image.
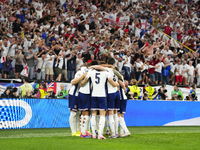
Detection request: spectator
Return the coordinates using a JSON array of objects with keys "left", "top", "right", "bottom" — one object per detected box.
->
[
  {"left": 45, "top": 51, "right": 56, "bottom": 81},
  {"left": 182, "top": 60, "right": 189, "bottom": 85},
  {"left": 20, "top": 78, "right": 33, "bottom": 98},
  {"left": 135, "top": 58, "right": 143, "bottom": 82},
  {"left": 128, "top": 79, "right": 140, "bottom": 99},
  {"left": 76, "top": 53, "right": 84, "bottom": 72},
  {"left": 66, "top": 50, "right": 76, "bottom": 81},
  {"left": 162, "top": 59, "right": 171, "bottom": 84},
  {"left": 175, "top": 59, "right": 183, "bottom": 85},
  {"left": 23, "top": 89, "right": 34, "bottom": 98},
  {"left": 187, "top": 61, "right": 195, "bottom": 86},
  {"left": 13, "top": 50, "right": 25, "bottom": 79},
  {"left": 145, "top": 81, "right": 156, "bottom": 100},
  {"left": 24, "top": 47, "right": 38, "bottom": 80},
  {"left": 57, "top": 84, "right": 68, "bottom": 99},
  {"left": 36, "top": 83, "right": 47, "bottom": 98},
  {"left": 171, "top": 85, "right": 183, "bottom": 100},
  {"left": 36, "top": 52, "right": 51, "bottom": 80},
  {"left": 3, "top": 55, "right": 12, "bottom": 79}
]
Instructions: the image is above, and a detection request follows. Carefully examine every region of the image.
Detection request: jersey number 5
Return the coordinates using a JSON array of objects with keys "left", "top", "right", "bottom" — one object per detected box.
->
[{"left": 95, "top": 73, "right": 100, "bottom": 84}]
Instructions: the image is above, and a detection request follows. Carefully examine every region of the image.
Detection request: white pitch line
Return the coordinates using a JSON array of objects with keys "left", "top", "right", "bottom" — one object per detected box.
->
[
  {"left": 0, "top": 133, "right": 72, "bottom": 139},
  {"left": 1, "top": 131, "right": 200, "bottom": 139}
]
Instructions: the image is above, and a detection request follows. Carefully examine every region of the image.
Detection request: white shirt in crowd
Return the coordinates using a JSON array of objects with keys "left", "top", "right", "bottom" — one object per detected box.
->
[
  {"left": 188, "top": 65, "right": 194, "bottom": 76},
  {"left": 117, "top": 60, "right": 125, "bottom": 72},
  {"left": 46, "top": 55, "right": 55, "bottom": 68},
  {"left": 8, "top": 44, "right": 17, "bottom": 57},
  {"left": 182, "top": 64, "right": 189, "bottom": 77},
  {"left": 196, "top": 63, "right": 200, "bottom": 75},
  {"left": 37, "top": 58, "right": 49, "bottom": 71},
  {"left": 175, "top": 64, "right": 183, "bottom": 76},
  {"left": 155, "top": 62, "right": 164, "bottom": 73},
  {"left": 76, "top": 58, "right": 84, "bottom": 72},
  {"left": 170, "top": 62, "right": 176, "bottom": 73},
  {"left": 135, "top": 61, "right": 143, "bottom": 72}
]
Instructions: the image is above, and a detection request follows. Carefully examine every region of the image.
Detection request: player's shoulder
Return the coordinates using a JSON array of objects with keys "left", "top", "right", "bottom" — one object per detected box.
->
[{"left": 75, "top": 70, "right": 84, "bottom": 78}]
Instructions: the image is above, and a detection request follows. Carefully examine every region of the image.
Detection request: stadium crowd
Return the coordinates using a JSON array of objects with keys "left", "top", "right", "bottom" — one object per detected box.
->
[
  {"left": 0, "top": 0, "right": 200, "bottom": 139},
  {"left": 0, "top": 0, "right": 199, "bottom": 86}
]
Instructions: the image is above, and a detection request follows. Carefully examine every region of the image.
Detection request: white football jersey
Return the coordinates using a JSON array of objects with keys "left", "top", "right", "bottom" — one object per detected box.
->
[
  {"left": 106, "top": 68, "right": 118, "bottom": 94},
  {"left": 86, "top": 70, "right": 111, "bottom": 97},
  {"left": 79, "top": 67, "right": 91, "bottom": 94},
  {"left": 69, "top": 70, "right": 84, "bottom": 96},
  {"left": 119, "top": 77, "right": 127, "bottom": 100}
]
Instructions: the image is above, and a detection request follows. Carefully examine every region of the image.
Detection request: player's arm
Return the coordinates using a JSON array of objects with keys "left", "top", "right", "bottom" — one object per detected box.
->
[
  {"left": 113, "top": 69, "right": 122, "bottom": 80},
  {"left": 71, "top": 73, "right": 87, "bottom": 85},
  {"left": 89, "top": 65, "right": 107, "bottom": 71},
  {"left": 108, "top": 78, "right": 119, "bottom": 87},
  {"left": 100, "top": 64, "right": 115, "bottom": 69},
  {"left": 118, "top": 80, "right": 126, "bottom": 92},
  {"left": 80, "top": 76, "right": 89, "bottom": 87}
]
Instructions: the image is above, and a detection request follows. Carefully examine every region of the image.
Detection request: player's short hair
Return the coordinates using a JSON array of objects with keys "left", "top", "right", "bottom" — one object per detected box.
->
[
  {"left": 99, "top": 61, "right": 106, "bottom": 65},
  {"left": 91, "top": 60, "right": 98, "bottom": 66},
  {"left": 107, "top": 58, "right": 115, "bottom": 65}
]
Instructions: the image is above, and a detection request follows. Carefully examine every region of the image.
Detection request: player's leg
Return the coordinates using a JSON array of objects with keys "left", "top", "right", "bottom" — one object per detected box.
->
[
  {"left": 105, "top": 111, "right": 110, "bottom": 135},
  {"left": 76, "top": 111, "right": 81, "bottom": 134},
  {"left": 98, "top": 97, "right": 107, "bottom": 139},
  {"left": 69, "top": 110, "right": 77, "bottom": 136},
  {"left": 107, "top": 93, "right": 115, "bottom": 137},
  {"left": 119, "top": 99, "right": 131, "bottom": 137},
  {"left": 69, "top": 94, "right": 78, "bottom": 136},
  {"left": 119, "top": 113, "right": 131, "bottom": 136},
  {"left": 98, "top": 110, "right": 106, "bottom": 139},
  {"left": 91, "top": 97, "right": 98, "bottom": 138},
  {"left": 91, "top": 110, "right": 97, "bottom": 138},
  {"left": 81, "top": 93, "right": 92, "bottom": 138},
  {"left": 114, "top": 91, "right": 120, "bottom": 137}
]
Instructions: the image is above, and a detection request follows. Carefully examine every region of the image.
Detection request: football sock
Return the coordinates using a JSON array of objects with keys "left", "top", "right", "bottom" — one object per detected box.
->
[
  {"left": 80, "top": 115, "right": 83, "bottom": 133},
  {"left": 99, "top": 116, "right": 105, "bottom": 137},
  {"left": 96, "top": 115, "right": 100, "bottom": 130},
  {"left": 105, "top": 116, "right": 109, "bottom": 131},
  {"left": 87, "top": 115, "right": 91, "bottom": 132},
  {"left": 120, "top": 125, "right": 124, "bottom": 135},
  {"left": 76, "top": 111, "right": 81, "bottom": 132},
  {"left": 119, "top": 117, "right": 129, "bottom": 133},
  {"left": 82, "top": 115, "right": 89, "bottom": 135},
  {"left": 69, "top": 112, "right": 77, "bottom": 134},
  {"left": 109, "top": 115, "right": 115, "bottom": 136},
  {"left": 114, "top": 113, "right": 119, "bottom": 135},
  {"left": 91, "top": 115, "right": 97, "bottom": 136}
]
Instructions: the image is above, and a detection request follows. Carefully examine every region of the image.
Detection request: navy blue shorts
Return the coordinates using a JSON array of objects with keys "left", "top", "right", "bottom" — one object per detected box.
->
[
  {"left": 69, "top": 94, "right": 78, "bottom": 111},
  {"left": 107, "top": 92, "right": 120, "bottom": 110},
  {"left": 78, "top": 92, "right": 91, "bottom": 111},
  {"left": 119, "top": 99, "right": 127, "bottom": 114},
  {"left": 91, "top": 97, "right": 107, "bottom": 111},
  {"left": 114, "top": 91, "right": 120, "bottom": 110}
]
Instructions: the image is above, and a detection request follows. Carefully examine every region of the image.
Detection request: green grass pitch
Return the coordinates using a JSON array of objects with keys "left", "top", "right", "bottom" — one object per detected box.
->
[{"left": 0, "top": 127, "right": 200, "bottom": 150}]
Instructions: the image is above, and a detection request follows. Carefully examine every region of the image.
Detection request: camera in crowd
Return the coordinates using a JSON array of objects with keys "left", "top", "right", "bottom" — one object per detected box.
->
[
  {"left": 49, "top": 92, "right": 57, "bottom": 98},
  {"left": 1, "top": 86, "right": 19, "bottom": 98},
  {"left": 158, "top": 88, "right": 167, "bottom": 94},
  {"left": 57, "top": 92, "right": 64, "bottom": 97},
  {"left": 171, "top": 94, "right": 182, "bottom": 100},
  {"left": 32, "top": 89, "right": 39, "bottom": 96},
  {"left": 185, "top": 94, "right": 197, "bottom": 101}
]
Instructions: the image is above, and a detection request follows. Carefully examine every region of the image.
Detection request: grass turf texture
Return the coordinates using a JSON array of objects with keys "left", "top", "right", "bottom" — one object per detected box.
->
[{"left": 0, "top": 127, "right": 200, "bottom": 150}]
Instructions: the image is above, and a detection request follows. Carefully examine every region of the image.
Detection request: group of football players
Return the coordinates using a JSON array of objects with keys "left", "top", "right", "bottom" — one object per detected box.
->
[{"left": 68, "top": 58, "right": 131, "bottom": 139}]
